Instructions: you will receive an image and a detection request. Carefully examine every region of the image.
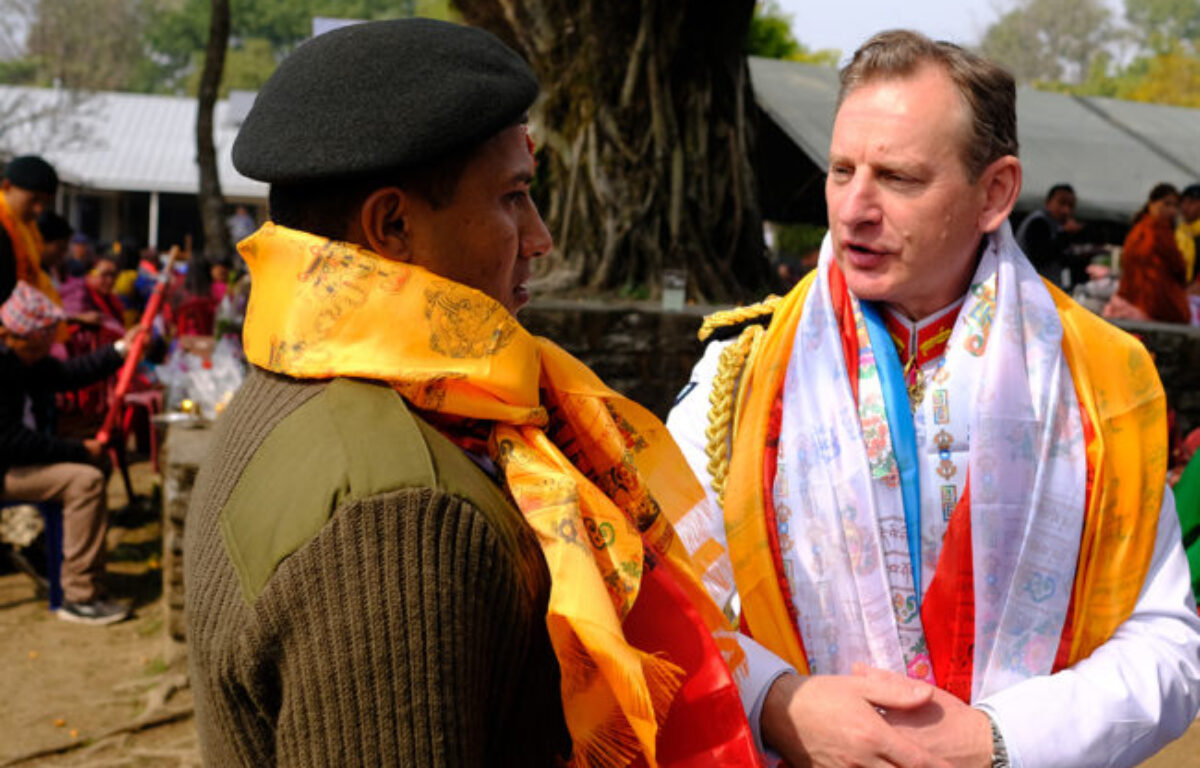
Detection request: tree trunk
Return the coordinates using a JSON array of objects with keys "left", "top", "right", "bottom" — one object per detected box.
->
[
  {"left": 453, "top": 0, "right": 768, "bottom": 303},
  {"left": 195, "top": 0, "right": 231, "bottom": 260}
]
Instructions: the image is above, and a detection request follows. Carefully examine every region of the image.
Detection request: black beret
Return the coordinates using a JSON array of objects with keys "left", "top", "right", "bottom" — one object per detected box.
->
[
  {"left": 233, "top": 18, "right": 538, "bottom": 184},
  {"left": 36, "top": 211, "right": 72, "bottom": 241},
  {"left": 5, "top": 155, "right": 58, "bottom": 195}
]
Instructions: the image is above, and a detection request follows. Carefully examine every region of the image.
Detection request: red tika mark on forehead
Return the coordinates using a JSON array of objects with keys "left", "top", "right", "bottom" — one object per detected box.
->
[{"left": 522, "top": 125, "right": 538, "bottom": 167}]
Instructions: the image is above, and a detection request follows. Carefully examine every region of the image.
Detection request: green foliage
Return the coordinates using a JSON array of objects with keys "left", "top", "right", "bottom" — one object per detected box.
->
[
  {"left": 0, "top": 57, "right": 38, "bottom": 85},
  {"left": 184, "top": 37, "right": 278, "bottom": 97},
  {"left": 746, "top": 1, "right": 839, "bottom": 65},
  {"left": 23, "top": 0, "right": 149, "bottom": 90},
  {"left": 774, "top": 222, "right": 827, "bottom": 258},
  {"left": 619, "top": 281, "right": 651, "bottom": 301},
  {"left": 1115, "top": 46, "right": 1200, "bottom": 105},
  {"left": 981, "top": 7, "right": 1065, "bottom": 82},
  {"left": 980, "top": 0, "right": 1114, "bottom": 84},
  {"left": 8, "top": 0, "right": 460, "bottom": 95},
  {"left": 1029, "top": 41, "right": 1200, "bottom": 107},
  {"left": 747, "top": 1, "right": 799, "bottom": 58},
  {"left": 1125, "top": 0, "right": 1200, "bottom": 53},
  {"left": 979, "top": 0, "right": 1200, "bottom": 107}
]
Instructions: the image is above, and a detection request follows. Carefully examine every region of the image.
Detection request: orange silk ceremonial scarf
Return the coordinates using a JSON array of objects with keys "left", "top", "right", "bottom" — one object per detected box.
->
[
  {"left": 724, "top": 266, "right": 1164, "bottom": 685},
  {"left": 239, "top": 224, "right": 757, "bottom": 768},
  {"left": 0, "top": 192, "right": 56, "bottom": 303}
]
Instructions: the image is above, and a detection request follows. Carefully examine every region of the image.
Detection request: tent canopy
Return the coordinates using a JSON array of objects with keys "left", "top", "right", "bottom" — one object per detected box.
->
[{"left": 749, "top": 56, "right": 1200, "bottom": 223}]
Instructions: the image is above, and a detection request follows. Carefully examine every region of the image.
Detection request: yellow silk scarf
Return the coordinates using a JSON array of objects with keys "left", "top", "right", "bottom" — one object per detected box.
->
[
  {"left": 239, "top": 223, "right": 740, "bottom": 768},
  {"left": 724, "top": 271, "right": 1165, "bottom": 674},
  {"left": 0, "top": 192, "right": 57, "bottom": 304}
]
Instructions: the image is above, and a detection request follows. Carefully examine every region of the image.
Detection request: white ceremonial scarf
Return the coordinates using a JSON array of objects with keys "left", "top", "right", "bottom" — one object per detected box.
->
[{"left": 774, "top": 222, "right": 1088, "bottom": 700}]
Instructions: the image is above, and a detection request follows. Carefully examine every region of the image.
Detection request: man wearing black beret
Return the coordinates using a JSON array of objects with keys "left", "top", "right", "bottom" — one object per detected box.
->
[
  {"left": 0, "top": 155, "right": 59, "bottom": 304},
  {"left": 185, "top": 17, "right": 758, "bottom": 768}
]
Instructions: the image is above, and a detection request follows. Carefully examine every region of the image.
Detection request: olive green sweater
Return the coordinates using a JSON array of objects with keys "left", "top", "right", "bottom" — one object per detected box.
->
[{"left": 184, "top": 368, "right": 569, "bottom": 766}]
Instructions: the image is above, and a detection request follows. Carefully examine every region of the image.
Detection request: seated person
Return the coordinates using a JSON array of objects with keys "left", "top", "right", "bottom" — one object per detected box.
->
[
  {"left": 59, "top": 253, "right": 138, "bottom": 419},
  {"left": 62, "top": 252, "right": 129, "bottom": 342},
  {"left": 0, "top": 282, "right": 139, "bottom": 624},
  {"left": 35, "top": 211, "right": 73, "bottom": 296}
]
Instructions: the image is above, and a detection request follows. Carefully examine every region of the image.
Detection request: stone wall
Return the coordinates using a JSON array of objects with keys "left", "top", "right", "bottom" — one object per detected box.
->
[
  {"left": 520, "top": 299, "right": 708, "bottom": 420},
  {"left": 161, "top": 424, "right": 214, "bottom": 652},
  {"left": 522, "top": 300, "right": 1200, "bottom": 439},
  {"left": 1112, "top": 318, "right": 1200, "bottom": 440}
]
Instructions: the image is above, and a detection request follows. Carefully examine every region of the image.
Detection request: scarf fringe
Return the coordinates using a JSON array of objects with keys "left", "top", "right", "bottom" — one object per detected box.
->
[{"left": 566, "top": 641, "right": 684, "bottom": 768}]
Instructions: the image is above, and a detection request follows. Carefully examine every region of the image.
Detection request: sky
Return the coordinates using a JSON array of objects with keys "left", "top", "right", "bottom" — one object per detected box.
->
[{"left": 774, "top": 0, "right": 1002, "bottom": 61}]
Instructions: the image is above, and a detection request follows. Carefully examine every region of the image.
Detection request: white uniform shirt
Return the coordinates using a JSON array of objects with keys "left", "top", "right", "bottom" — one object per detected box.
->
[{"left": 667, "top": 336, "right": 1200, "bottom": 768}]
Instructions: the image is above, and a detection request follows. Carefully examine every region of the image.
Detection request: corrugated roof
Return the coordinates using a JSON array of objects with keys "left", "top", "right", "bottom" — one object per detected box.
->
[
  {"left": 0, "top": 85, "right": 266, "bottom": 199},
  {"left": 748, "top": 57, "right": 1200, "bottom": 221}
]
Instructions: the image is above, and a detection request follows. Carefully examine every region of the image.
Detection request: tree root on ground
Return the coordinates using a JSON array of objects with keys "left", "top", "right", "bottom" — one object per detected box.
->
[{"left": 0, "top": 674, "right": 192, "bottom": 767}]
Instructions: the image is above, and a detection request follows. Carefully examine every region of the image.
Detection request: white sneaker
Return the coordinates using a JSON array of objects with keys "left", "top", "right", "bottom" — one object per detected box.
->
[{"left": 56, "top": 598, "right": 131, "bottom": 626}]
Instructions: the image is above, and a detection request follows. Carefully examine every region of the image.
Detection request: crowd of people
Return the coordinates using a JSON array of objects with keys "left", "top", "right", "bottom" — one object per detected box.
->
[
  {"left": 1014, "top": 182, "right": 1200, "bottom": 582},
  {"left": 1014, "top": 180, "right": 1200, "bottom": 326},
  {"left": 0, "top": 153, "right": 248, "bottom": 626}
]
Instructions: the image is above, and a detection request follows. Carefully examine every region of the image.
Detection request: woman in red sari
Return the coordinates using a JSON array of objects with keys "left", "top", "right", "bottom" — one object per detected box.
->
[
  {"left": 1116, "top": 183, "right": 1191, "bottom": 323},
  {"left": 60, "top": 253, "right": 132, "bottom": 418}
]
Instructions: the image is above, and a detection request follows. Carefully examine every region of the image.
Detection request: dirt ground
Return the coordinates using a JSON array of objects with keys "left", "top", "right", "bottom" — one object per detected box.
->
[
  {"left": 0, "top": 459, "right": 196, "bottom": 768},
  {"left": 1, "top": 460, "right": 1198, "bottom": 767}
]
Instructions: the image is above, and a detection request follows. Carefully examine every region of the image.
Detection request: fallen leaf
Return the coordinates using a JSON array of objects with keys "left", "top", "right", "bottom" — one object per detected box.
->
[
  {"left": 69, "top": 729, "right": 78, "bottom": 739},
  {"left": 53, "top": 718, "right": 65, "bottom": 727}
]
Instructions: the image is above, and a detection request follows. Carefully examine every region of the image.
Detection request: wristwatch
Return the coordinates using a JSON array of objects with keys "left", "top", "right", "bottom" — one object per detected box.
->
[{"left": 986, "top": 713, "right": 1010, "bottom": 768}]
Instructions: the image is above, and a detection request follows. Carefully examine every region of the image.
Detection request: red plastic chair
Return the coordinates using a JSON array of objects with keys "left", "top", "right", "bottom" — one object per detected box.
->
[
  {"left": 171, "top": 296, "right": 216, "bottom": 338},
  {"left": 121, "top": 389, "right": 163, "bottom": 473}
]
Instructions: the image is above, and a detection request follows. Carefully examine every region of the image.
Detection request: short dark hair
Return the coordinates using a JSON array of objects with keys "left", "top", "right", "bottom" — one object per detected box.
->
[
  {"left": 838, "top": 29, "right": 1018, "bottom": 181},
  {"left": 92, "top": 252, "right": 119, "bottom": 270},
  {"left": 1046, "top": 184, "right": 1075, "bottom": 202},
  {"left": 5, "top": 155, "right": 58, "bottom": 195},
  {"left": 36, "top": 211, "right": 72, "bottom": 242},
  {"left": 1182, "top": 184, "right": 1200, "bottom": 201},
  {"left": 1148, "top": 182, "right": 1180, "bottom": 203},
  {"left": 1134, "top": 182, "right": 1180, "bottom": 223},
  {"left": 268, "top": 145, "right": 477, "bottom": 241}
]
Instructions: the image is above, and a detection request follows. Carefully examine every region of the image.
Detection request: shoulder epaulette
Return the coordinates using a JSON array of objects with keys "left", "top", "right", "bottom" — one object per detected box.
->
[{"left": 697, "top": 295, "right": 780, "bottom": 343}]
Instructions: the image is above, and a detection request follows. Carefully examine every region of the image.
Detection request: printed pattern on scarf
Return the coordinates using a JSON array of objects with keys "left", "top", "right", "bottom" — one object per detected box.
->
[
  {"left": 238, "top": 223, "right": 757, "bottom": 768},
  {"left": 770, "top": 224, "right": 1087, "bottom": 698}
]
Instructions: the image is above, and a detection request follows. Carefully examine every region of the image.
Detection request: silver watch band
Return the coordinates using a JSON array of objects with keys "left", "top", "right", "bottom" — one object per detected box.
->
[{"left": 987, "top": 713, "right": 1010, "bottom": 768}]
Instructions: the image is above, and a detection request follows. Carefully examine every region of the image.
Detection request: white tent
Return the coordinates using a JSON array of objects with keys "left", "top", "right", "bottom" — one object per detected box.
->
[{"left": 749, "top": 56, "right": 1200, "bottom": 222}]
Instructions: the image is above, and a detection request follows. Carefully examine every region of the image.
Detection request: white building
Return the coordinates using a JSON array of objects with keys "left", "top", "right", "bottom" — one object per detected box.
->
[{"left": 0, "top": 85, "right": 266, "bottom": 252}]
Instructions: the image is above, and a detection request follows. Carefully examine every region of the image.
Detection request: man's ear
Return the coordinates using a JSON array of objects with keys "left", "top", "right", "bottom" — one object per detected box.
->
[
  {"left": 977, "top": 155, "right": 1022, "bottom": 234},
  {"left": 358, "top": 187, "right": 411, "bottom": 261}
]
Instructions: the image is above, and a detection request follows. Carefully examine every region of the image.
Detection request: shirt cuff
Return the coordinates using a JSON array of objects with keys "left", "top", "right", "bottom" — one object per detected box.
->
[
  {"left": 974, "top": 701, "right": 1022, "bottom": 768},
  {"left": 736, "top": 634, "right": 796, "bottom": 758}
]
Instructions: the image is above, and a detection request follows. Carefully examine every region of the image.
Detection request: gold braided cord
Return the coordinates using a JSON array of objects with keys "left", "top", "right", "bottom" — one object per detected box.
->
[
  {"left": 704, "top": 324, "right": 764, "bottom": 507},
  {"left": 697, "top": 295, "right": 781, "bottom": 343}
]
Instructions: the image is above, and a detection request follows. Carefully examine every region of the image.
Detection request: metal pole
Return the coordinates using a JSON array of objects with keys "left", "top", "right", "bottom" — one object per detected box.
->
[{"left": 148, "top": 190, "right": 160, "bottom": 249}]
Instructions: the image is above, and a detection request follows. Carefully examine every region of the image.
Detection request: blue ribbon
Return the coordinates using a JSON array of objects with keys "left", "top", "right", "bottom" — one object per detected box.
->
[{"left": 859, "top": 301, "right": 923, "bottom": 606}]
